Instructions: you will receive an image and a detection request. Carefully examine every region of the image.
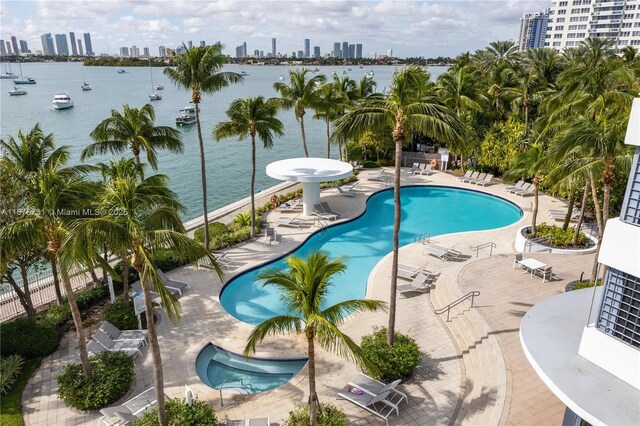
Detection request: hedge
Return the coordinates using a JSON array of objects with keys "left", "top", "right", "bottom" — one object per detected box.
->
[
  {"left": 57, "top": 351, "right": 134, "bottom": 410},
  {"left": 0, "top": 358, "right": 40, "bottom": 426},
  {"left": 0, "top": 355, "right": 24, "bottom": 395},
  {"left": 0, "top": 318, "right": 59, "bottom": 359},
  {"left": 528, "top": 223, "right": 588, "bottom": 247},
  {"left": 361, "top": 327, "right": 422, "bottom": 382},
  {"left": 103, "top": 298, "right": 138, "bottom": 330},
  {"left": 285, "top": 402, "right": 349, "bottom": 426},
  {"left": 133, "top": 398, "right": 219, "bottom": 426}
]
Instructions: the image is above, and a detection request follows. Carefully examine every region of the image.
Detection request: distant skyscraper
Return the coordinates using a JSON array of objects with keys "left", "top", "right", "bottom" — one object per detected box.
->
[
  {"left": 54, "top": 34, "right": 69, "bottom": 56},
  {"left": 159, "top": 46, "right": 166, "bottom": 57},
  {"left": 119, "top": 47, "right": 129, "bottom": 57},
  {"left": 5, "top": 41, "right": 12, "bottom": 55},
  {"left": 200, "top": 40, "right": 205, "bottom": 47},
  {"left": 69, "top": 32, "right": 78, "bottom": 55},
  {"left": 297, "top": 50, "right": 304, "bottom": 58},
  {"left": 143, "top": 47, "right": 150, "bottom": 57},
  {"left": 188, "top": 40, "right": 193, "bottom": 49},
  {"left": 333, "top": 42, "right": 341, "bottom": 58},
  {"left": 304, "top": 38, "right": 310, "bottom": 58},
  {"left": 78, "top": 40, "right": 84, "bottom": 55},
  {"left": 10, "top": 35, "right": 19, "bottom": 57},
  {"left": 83, "top": 33, "right": 93, "bottom": 56},
  {"left": 313, "top": 46, "right": 320, "bottom": 58},
  {"left": 349, "top": 44, "right": 355, "bottom": 59},
  {"left": 387, "top": 49, "right": 393, "bottom": 57},
  {"left": 130, "top": 46, "right": 140, "bottom": 57},
  {"left": 356, "top": 43, "right": 363, "bottom": 59},
  {"left": 41, "top": 33, "right": 55, "bottom": 56},
  {"left": 235, "top": 42, "right": 247, "bottom": 58},
  {"left": 19, "top": 40, "right": 28, "bottom": 53},
  {"left": 342, "top": 41, "right": 349, "bottom": 59},
  {"left": 272, "top": 38, "right": 276, "bottom": 57},
  {"left": 0, "top": 40, "right": 6, "bottom": 56},
  {"left": 518, "top": 9, "right": 549, "bottom": 51}
]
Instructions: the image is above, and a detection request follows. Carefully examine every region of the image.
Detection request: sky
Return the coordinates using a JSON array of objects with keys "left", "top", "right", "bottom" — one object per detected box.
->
[{"left": 0, "top": 0, "right": 552, "bottom": 58}]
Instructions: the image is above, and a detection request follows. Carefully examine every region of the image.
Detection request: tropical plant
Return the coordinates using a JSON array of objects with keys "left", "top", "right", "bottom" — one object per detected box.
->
[
  {"left": 0, "top": 355, "right": 24, "bottom": 395},
  {"left": 0, "top": 317, "right": 59, "bottom": 359},
  {"left": 333, "top": 66, "right": 460, "bottom": 345},
  {"left": 285, "top": 402, "right": 349, "bottom": 426},
  {"left": 133, "top": 398, "right": 219, "bottom": 426},
  {"left": 313, "top": 83, "right": 349, "bottom": 158},
  {"left": 164, "top": 43, "right": 243, "bottom": 250},
  {"left": 360, "top": 327, "right": 422, "bottom": 382},
  {"left": 244, "top": 252, "right": 386, "bottom": 426},
  {"left": 63, "top": 173, "right": 221, "bottom": 426},
  {"left": 214, "top": 96, "right": 284, "bottom": 236},
  {"left": 273, "top": 68, "right": 326, "bottom": 157},
  {"left": 83, "top": 104, "right": 183, "bottom": 180}
]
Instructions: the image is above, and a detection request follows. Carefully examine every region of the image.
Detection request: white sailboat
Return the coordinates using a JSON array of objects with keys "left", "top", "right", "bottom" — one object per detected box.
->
[
  {"left": 81, "top": 70, "right": 92, "bottom": 91},
  {"left": 148, "top": 58, "right": 161, "bottom": 101},
  {"left": 9, "top": 85, "right": 27, "bottom": 96}
]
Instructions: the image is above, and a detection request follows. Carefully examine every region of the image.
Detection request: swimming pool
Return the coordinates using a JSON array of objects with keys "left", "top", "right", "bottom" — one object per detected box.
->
[
  {"left": 220, "top": 186, "right": 522, "bottom": 325},
  {"left": 196, "top": 343, "right": 307, "bottom": 393}
]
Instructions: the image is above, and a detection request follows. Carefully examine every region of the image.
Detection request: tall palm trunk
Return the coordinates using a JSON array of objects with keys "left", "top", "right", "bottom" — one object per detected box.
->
[
  {"left": 50, "top": 259, "right": 64, "bottom": 304},
  {"left": 299, "top": 111, "right": 310, "bottom": 157},
  {"left": 572, "top": 182, "right": 590, "bottom": 245},
  {"left": 19, "top": 267, "right": 36, "bottom": 320},
  {"left": 59, "top": 260, "right": 91, "bottom": 375},
  {"left": 325, "top": 116, "right": 331, "bottom": 158},
  {"left": 139, "top": 272, "right": 167, "bottom": 426},
  {"left": 121, "top": 252, "right": 130, "bottom": 308},
  {"left": 250, "top": 134, "right": 256, "bottom": 238},
  {"left": 307, "top": 333, "right": 318, "bottom": 426},
  {"left": 589, "top": 173, "right": 605, "bottom": 282},
  {"left": 562, "top": 188, "right": 576, "bottom": 232},
  {"left": 387, "top": 120, "right": 403, "bottom": 346},
  {"left": 530, "top": 178, "right": 539, "bottom": 237},
  {"left": 194, "top": 101, "right": 210, "bottom": 250},
  {"left": 132, "top": 146, "right": 144, "bottom": 180}
]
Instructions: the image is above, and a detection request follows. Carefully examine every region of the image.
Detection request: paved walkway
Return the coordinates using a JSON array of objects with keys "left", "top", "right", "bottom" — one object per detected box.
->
[{"left": 21, "top": 168, "right": 595, "bottom": 425}]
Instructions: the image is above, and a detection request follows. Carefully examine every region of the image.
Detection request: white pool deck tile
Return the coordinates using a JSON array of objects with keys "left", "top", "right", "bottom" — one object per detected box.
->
[{"left": 21, "top": 169, "right": 594, "bottom": 425}]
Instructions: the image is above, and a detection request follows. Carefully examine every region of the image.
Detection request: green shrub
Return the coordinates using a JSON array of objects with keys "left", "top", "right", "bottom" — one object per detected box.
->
[
  {"left": 36, "top": 304, "right": 71, "bottom": 328},
  {"left": 378, "top": 159, "right": 395, "bottom": 167},
  {"left": 528, "top": 223, "right": 588, "bottom": 247},
  {"left": 285, "top": 402, "right": 349, "bottom": 426},
  {"left": 57, "top": 351, "right": 134, "bottom": 410},
  {"left": 0, "top": 358, "right": 40, "bottom": 426},
  {"left": 320, "top": 175, "right": 358, "bottom": 189},
  {"left": 229, "top": 212, "right": 263, "bottom": 233},
  {"left": 211, "top": 227, "right": 252, "bottom": 250},
  {"left": 103, "top": 298, "right": 138, "bottom": 330},
  {"left": 72, "top": 286, "right": 109, "bottom": 311},
  {"left": 361, "top": 161, "right": 380, "bottom": 169},
  {"left": 133, "top": 398, "right": 219, "bottom": 426},
  {"left": 361, "top": 327, "right": 422, "bottom": 382},
  {"left": 573, "top": 280, "right": 603, "bottom": 290},
  {"left": 193, "top": 222, "right": 230, "bottom": 244},
  {"left": 151, "top": 248, "right": 190, "bottom": 273},
  {"left": 0, "top": 355, "right": 24, "bottom": 395},
  {"left": 0, "top": 318, "right": 59, "bottom": 359},
  {"left": 113, "top": 262, "right": 139, "bottom": 288}
]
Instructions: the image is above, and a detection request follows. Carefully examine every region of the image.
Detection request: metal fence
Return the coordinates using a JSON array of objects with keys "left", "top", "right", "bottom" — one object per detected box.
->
[{"left": 0, "top": 268, "right": 95, "bottom": 323}]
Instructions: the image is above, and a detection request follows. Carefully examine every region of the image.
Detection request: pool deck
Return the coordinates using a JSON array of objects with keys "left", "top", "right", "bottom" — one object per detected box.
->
[{"left": 21, "top": 169, "right": 596, "bottom": 425}]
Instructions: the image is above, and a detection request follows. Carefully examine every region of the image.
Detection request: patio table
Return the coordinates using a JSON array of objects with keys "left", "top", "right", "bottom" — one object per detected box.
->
[{"left": 517, "top": 258, "right": 547, "bottom": 278}]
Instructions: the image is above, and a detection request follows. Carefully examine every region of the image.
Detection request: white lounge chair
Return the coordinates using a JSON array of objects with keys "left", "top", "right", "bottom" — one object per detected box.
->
[
  {"left": 100, "top": 320, "right": 147, "bottom": 345},
  {"left": 368, "top": 170, "right": 393, "bottom": 185},
  {"left": 348, "top": 373, "right": 408, "bottom": 407},
  {"left": 94, "top": 330, "right": 143, "bottom": 357},
  {"left": 396, "top": 272, "right": 434, "bottom": 295},
  {"left": 275, "top": 215, "right": 309, "bottom": 228},
  {"left": 513, "top": 184, "right": 535, "bottom": 197},
  {"left": 99, "top": 387, "right": 163, "bottom": 426},
  {"left": 157, "top": 269, "right": 189, "bottom": 296},
  {"left": 397, "top": 263, "right": 428, "bottom": 280},
  {"left": 312, "top": 204, "right": 340, "bottom": 221},
  {"left": 423, "top": 244, "right": 465, "bottom": 262},
  {"left": 337, "top": 375, "right": 406, "bottom": 426},
  {"left": 418, "top": 164, "right": 435, "bottom": 175},
  {"left": 320, "top": 202, "right": 343, "bottom": 219},
  {"left": 225, "top": 419, "right": 270, "bottom": 426},
  {"left": 458, "top": 170, "right": 473, "bottom": 181},
  {"left": 336, "top": 185, "right": 357, "bottom": 197},
  {"left": 507, "top": 182, "right": 531, "bottom": 194},
  {"left": 461, "top": 171, "right": 480, "bottom": 183},
  {"left": 474, "top": 173, "right": 494, "bottom": 186},
  {"left": 504, "top": 180, "right": 525, "bottom": 192},
  {"left": 407, "top": 163, "right": 420, "bottom": 174},
  {"left": 466, "top": 172, "right": 487, "bottom": 184},
  {"left": 276, "top": 199, "right": 302, "bottom": 213},
  {"left": 548, "top": 208, "right": 579, "bottom": 221},
  {"left": 260, "top": 227, "right": 279, "bottom": 245}
]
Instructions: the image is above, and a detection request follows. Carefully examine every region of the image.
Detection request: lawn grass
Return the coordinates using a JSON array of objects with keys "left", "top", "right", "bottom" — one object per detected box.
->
[{"left": 0, "top": 358, "right": 41, "bottom": 426}]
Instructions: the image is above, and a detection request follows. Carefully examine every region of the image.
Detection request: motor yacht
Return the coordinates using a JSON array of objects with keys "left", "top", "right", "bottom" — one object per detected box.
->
[
  {"left": 52, "top": 92, "right": 73, "bottom": 110},
  {"left": 9, "top": 86, "right": 27, "bottom": 96},
  {"left": 176, "top": 103, "right": 196, "bottom": 125},
  {"left": 81, "top": 82, "right": 92, "bottom": 91}
]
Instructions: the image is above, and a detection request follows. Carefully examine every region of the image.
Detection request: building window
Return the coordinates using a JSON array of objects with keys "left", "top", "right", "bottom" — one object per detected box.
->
[
  {"left": 557, "top": 17, "right": 565, "bottom": 23},
  {"left": 633, "top": 39, "right": 640, "bottom": 45},
  {"left": 569, "top": 24, "right": 578, "bottom": 30},
  {"left": 555, "top": 33, "right": 563, "bottom": 38},
  {"left": 560, "top": 1, "right": 568, "bottom": 6},
  {"left": 621, "top": 31, "right": 631, "bottom": 37},
  {"left": 553, "top": 41, "right": 562, "bottom": 46},
  {"left": 558, "top": 9, "right": 567, "bottom": 15},
  {"left": 566, "top": 41, "right": 577, "bottom": 46},
  {"left": 622, "top": 150, "right": 640, "bottom": 226},
  {"left": 597, "top": 268, "right": 640, "bottom": 349},
  {"left": 633, "top": 31, "right": 640, "bottom": 37},
  {"left": 580, "top": 16, "right": 589, "bottom": 21},
  {"left": 623, "top": 22, "right": 633, "bottom": 28},
  {"left": 556, "top": 25, "right": 565, "bottom": 30}
]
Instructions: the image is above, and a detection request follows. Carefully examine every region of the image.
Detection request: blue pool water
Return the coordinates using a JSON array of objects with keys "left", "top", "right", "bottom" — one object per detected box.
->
[
  {"left": 196, "top": 343, "right": 307, "bottom": 393},
  {"left": 220, "top": 186, "right": 522, "bottom": 325}
]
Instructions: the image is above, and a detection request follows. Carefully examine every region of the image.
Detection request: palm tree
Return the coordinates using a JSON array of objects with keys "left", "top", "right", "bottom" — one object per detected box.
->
[
  {"left": 65, "top": 173, "right": 221, "bottom": 426},
  {"left": 273, "top": 68, "right": 326, "bottom": 157},
  {"left": 2, "top": 159, "right": 96, "bottom": 374},
  {"left": 164, "top": 43, "right": 243, "bottom": 251},
  {"left": 83, "top": 104, "right": 183, "bottom": 180},
  {"left": 313, "top": 82, "right": 348, "bottom": 158},
  {"left": 505, "top": 144, "right": 548, "bottom": 237},
  {"left": 244, "top": 252, "right": 385, "bottom": 426},
  {"left": 334, "top": 66, "right": 461, "bottom": 345},
  {"left": 214, "top": 97, "right": 284, "bottom": 237},
  {"left": 1, "top": 124, "right": 70, "bottom": 304}
]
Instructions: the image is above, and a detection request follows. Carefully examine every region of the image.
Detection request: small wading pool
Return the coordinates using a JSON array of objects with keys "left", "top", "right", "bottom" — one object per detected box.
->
[{"left": 196, "top": 343, "right": 307, "bottom": 394}]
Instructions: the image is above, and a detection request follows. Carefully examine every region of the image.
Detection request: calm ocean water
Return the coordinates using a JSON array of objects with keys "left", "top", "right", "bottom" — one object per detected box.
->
[{"left": 1, "top": 62, "right": 446, "bottom": 220}]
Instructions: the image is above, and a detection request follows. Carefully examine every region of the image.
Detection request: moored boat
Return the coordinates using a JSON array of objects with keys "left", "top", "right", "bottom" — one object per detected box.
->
[
  {"left": 176, "top": 103, "right": 196, "bottom": 125},
  {"left": 81, "top": 82, "right": 92, "bottom": 91},
  {"left": 52, "top": 92, "right": 73, "bottom": 110},
  {"left": 9, "top": 86, "right": 27, "bottom": 96}
]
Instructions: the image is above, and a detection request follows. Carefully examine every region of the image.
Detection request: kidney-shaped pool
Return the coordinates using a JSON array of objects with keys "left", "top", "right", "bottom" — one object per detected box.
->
[{"left": 220, "top": 186, "right": 522, "bottom": 325}]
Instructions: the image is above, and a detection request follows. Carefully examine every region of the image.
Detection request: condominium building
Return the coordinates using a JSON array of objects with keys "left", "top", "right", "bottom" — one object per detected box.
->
[
  {"left": 521, "top": 98, "right": 640, "bottom": 425},
  {"left": 41, "top": 33, "right": 55, "bottom": 56},
  {"left": 5, "top": 41, "right": 11, "bottom": 55},
  {"left": 304, "top": 38, "right": 310, "bottom": 58},
  {"left": 342, "top": 41, "right": 349, "bottom": 58},
  {"left": 69, "top": 32, "right": 78, "bottom": 56},
  {"left": 143, "top": 47, "right": 150, "bottom": 57},
  {"left": 333, "top": 42, "right": 341, "bottom": 58},
  {"left": 545, "top": 0, "right": 640, "bottom": 51},
  {"left": 0, "top": 40, "right": 6, "bottom": 56},
  {"left": 272, "top": 38, "right": 276, "bottom": 57},
  {"left": 19, "top": 40, "right": 28, "bottom": 54},
  {"left": 54, "top": 34, "right": 69, "bottom": 56},
  {"left": 235, "top": 42, "right": 247, "bottom": 58},
  {"left": 356, "top": 43, "right": 363, "bottom": 59},
  {"left": 78, "top": 40, "right": 84, "bottom": 56},
  {"left": 119, "top": 47, "right": 129, "bottom": 57},
  {"left": 83, "top": 33, "right": 93, "bottom": 56},
  {"left": 313, "top": 46, "right": 320, "bottom": 58},
  {"left": 519, "top": 9, "right": 550, "bottom": 51},
  {"left": 10, "top": 35, "right": 18, "bottom": 57}
]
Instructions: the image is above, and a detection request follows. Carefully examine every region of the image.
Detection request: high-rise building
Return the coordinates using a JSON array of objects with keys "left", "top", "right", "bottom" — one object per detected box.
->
[
  {"left": 297, "top": 50, "right": 304, "bottom": 59},
  {"left": 10, "top": 35, "right": 19, "bottom": 57},
  {"left": 235, "top": 42, "right": 247, "bottom": 58},
  {"left": 520, "top": 98, "right": 640, "bottom": 425},
  {"left": 119, "top": 47, "right": 129, "bottom": 57},
  {"left": 518, "top": 9, "right": 549, "bottom": 51},
  {"left": 188, "top": 40, "right": 193, "bottom": 49},
  {"left": 356, "top": 43, "right": 363, "bottom": 59},
  {"left": 0, "top": 40, "right": 6, "bottom": 56},
  {"left": 333, "top": 42, "right": 341, "bottom": 58},
  {"left": 349, "top": 44, "right": 355, "bottom": 59},
  {"left": 200, "top": 41, "right": 205, "bottom": 47},
  {"left": 387, "top": 49, "right": 394, "bottom": 57},
  {"left": 545, "top": 0, "right": 640, "bottom": 51},
  {"left": 342, "top": 41, "right": 349, "bottom": 59},
  {"left": 19, "top": 40, "right": 28, "bottom": 54},
  {"left": 313, "top": 46, "right": 320, "bottom": 58},
  {"left": 159, "top": 46, "right": 166, "bottom": 57},
  {"left": 55, "top": 34, "right": 69, "bottom": 56},
  {"left": 68, "top": 32, "right": 78, "bottom": 56},
  {"left": 143, "top": 47, "right": 150, "bottom": 57},
  {"left": 304, "top": 38, "right": 310, "bottom": 58},
  {"left": 78, "top": 40, "right": 84, "bottom": 55},
  {"left": 272, "top": 38, "right": 276, "bottom": 57},
  {"left": 5, "top": 41, "right": 11, "bottom": 55},
  {"left": 130, "top": 45, "right": 140, "bottom": 57},
  {"left": 83, "top": 33, "right": 94, "bottom": 56},
  {"left": 41, "top": 33, "right": 55, "bottom": 56}
]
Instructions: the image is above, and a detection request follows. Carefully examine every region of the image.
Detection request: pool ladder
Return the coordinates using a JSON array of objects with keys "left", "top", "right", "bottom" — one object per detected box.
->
[
  {"left": 413, "top": 232, "right": 431, "bottom": 244},
  {"left": 219, "top": 378, "right": 244, "bottom": 406},
  {"left": 314, "top": 216, "right": 329, "bottom": 232}
]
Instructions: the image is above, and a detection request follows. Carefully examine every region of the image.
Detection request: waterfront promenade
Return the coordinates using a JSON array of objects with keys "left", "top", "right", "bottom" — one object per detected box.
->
[{"left": 21, "top": 169, "right": 595, "bottom": 425}]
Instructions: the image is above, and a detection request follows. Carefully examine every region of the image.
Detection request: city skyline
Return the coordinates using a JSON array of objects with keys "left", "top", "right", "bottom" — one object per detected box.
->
[{"left": 0, "top": 0, "right": 552, "bottom": 58}]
